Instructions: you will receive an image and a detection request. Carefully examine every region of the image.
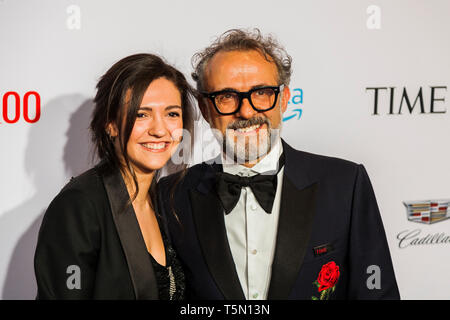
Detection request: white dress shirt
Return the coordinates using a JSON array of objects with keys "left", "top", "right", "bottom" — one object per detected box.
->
[{"left": 222, "top": 138, "right": 284, "bottom": 300}]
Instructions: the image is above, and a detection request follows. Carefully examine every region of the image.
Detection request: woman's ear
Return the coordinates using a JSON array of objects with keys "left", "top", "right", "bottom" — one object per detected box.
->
[{"left": 106, "top": 122, "right": 118, "bottom": 138}]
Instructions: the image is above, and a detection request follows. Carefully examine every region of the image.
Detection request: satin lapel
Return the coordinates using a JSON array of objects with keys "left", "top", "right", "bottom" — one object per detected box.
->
[
  {"left": 102, "top": 168, "right": 158, "bottom": 300},
  {"left": 189, "top": 164, "right": 245, "bottom": 300},
  {"left": 267, "top": 140, "right": 319, "bottom": 299}
]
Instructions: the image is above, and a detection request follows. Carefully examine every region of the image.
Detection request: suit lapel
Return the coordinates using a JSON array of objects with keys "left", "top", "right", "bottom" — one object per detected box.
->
[
  {"left": 189, "top": 163, "right": 246, "bottom": 300},
  {"left": 267, "top": 140, "right": 319, "bottom": 299},
  {"left": 101, "top": 166, "right": 159, "bottom": 300}
]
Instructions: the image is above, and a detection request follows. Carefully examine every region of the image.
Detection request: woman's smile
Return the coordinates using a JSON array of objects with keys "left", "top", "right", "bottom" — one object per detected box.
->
[{"left": 140, "top": 141, "right": 171, "bottom": 153}]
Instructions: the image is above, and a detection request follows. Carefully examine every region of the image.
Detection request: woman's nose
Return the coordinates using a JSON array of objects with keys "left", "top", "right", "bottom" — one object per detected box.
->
[{"left": 147, "top": 116, "right": 167, "bottom": 137}]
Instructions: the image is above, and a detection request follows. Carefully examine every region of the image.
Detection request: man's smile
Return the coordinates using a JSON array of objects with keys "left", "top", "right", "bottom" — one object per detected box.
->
[{"left": 231, "top": 123, "right": 265, "bottom": 136}]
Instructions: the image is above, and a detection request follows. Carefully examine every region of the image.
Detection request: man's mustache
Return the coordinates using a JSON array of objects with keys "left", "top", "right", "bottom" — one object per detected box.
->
[{"left": 227, "top": 117, "right": 270, "bottom": 130}]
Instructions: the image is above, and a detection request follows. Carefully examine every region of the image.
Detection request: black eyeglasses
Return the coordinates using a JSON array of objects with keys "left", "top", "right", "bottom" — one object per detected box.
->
[{"left": 201, "top": 85, "right": 283, "bottom": 115}]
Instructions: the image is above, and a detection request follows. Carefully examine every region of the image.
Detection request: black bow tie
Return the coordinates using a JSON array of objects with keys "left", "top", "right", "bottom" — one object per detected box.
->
[{"left": 215, "top": 153, "right": 285, "bottom": 214}]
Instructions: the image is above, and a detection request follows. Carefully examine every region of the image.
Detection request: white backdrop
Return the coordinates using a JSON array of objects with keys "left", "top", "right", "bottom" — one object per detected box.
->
[{"left": 1, "top": 0, "right": 449, "bottom": 299}]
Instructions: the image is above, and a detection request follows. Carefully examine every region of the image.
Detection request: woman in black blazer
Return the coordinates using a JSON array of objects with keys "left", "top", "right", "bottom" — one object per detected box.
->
[{"left": 34, "top": 53, "right": 195, "bottom": 299}]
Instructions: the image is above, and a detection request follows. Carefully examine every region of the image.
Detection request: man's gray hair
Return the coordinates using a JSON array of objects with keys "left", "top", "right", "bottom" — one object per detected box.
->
[{"left": 191, "top": 28, "right": 292, "bottom": 92}]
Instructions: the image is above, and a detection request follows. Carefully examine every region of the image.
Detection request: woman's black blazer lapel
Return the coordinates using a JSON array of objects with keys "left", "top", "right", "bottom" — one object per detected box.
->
[{"left": 101, "top": 166, "right": 159, "bottom": 300}]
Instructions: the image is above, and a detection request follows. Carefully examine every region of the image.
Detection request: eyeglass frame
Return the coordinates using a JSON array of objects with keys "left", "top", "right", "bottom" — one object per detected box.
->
[{"left": 201, "top": 85, "right": 284, "bottom": 116}]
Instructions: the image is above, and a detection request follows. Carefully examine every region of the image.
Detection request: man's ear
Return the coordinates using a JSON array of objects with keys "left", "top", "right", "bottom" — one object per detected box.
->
[{"left": 281, "top": 85, "right": 290, "bottom": 113}]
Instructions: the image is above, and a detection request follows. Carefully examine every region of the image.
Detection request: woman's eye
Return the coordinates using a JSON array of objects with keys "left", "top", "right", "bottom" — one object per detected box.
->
[{"left": 136, "top": 112, "right": 147, "bottom": 118}]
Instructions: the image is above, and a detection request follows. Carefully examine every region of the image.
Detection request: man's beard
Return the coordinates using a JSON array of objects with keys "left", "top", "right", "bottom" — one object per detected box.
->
[{"left": 221, "top": 116, "right": 281, "bottom": 164}]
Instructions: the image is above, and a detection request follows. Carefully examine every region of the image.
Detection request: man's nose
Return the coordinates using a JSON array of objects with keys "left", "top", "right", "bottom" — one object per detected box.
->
[{"left": 236, "top": 97, "right": 257, "bottom": 119}]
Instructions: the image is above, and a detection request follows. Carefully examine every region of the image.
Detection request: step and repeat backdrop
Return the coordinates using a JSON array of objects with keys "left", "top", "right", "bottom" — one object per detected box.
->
[{"left": 1, "top": 0, "right": 449, "bottom": 299}]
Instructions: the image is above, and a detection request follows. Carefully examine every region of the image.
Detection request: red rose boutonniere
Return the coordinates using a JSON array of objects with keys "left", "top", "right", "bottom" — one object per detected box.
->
[{"left": 312, "top": 261, "right": 340, "bottom": 300}]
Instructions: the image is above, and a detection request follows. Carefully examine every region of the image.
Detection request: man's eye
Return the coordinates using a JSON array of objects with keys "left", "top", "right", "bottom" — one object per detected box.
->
[
  {"left": 218, "top": 93, "right": 235, "bottom": 101},
  {"left": 168, "top": 112, "right": 181, "bottom": 117},
  {"left": 136, "top": 112, "right": 147, "bottom": 118},
  {"left": 255, "top": 89, "right": 272, "bottom": 96}
]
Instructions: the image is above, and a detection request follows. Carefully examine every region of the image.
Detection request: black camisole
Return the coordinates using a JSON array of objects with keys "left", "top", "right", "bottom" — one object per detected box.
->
[{"left": 148, "top": 228, "right": 185, "bottom": 300}]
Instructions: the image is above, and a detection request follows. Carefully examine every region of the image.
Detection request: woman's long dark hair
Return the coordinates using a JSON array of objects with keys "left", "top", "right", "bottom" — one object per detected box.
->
[{"left": 90, "top": 53, "right": 195, "bottom": 214}]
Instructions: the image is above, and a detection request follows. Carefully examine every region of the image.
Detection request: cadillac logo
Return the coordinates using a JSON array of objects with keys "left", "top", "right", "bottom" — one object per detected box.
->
[{"left": 403, "top": 199, "right": 450, "bottom": 224}]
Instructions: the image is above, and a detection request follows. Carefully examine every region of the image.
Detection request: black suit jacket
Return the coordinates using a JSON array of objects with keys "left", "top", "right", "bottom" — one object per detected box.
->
[
  {"left": 158, "top": 140, "right": 400, "bottom": 300},
  {"left": 34, "top": 163, "right": 161, "bottom": 299}
]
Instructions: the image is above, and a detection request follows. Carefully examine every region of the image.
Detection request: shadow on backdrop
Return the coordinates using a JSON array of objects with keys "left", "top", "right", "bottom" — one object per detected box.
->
[{"left": 1, "top": 95, "right": 94, "bottom": 299}]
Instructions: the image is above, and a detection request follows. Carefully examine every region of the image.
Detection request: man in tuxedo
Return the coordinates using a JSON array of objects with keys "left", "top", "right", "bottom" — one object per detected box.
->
[{"left": 158, "top": 29, "right": 400, "bottom": 300}]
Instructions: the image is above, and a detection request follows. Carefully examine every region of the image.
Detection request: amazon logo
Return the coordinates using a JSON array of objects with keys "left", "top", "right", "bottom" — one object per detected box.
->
[{"left": 283, "top": 88, "right": 303, "bottom": 122}]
